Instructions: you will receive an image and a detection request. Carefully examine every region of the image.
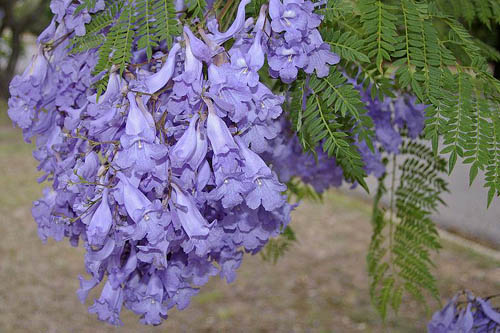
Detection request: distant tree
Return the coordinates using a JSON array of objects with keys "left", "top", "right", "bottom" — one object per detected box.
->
[{"left": 0, "top": 0, "right": 51, "bottom": 98}]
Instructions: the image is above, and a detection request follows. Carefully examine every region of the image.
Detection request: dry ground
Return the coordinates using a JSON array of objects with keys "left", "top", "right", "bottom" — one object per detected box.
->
[{"left": 0, "top": 104, "right": 499, "bottom": 332}]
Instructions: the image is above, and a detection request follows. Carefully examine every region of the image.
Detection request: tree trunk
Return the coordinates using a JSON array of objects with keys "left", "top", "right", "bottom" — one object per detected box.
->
[{"left": 0, "top": 28, "right": 21, "bottom": 99}]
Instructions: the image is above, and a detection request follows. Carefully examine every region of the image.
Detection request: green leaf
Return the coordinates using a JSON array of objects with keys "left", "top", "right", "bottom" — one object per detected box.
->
[
  {"left": 359, "top": 0, "right": 398, "bottom": 73},
  {"left": 368, "top": 141, "right": 447, "bottom": 319},
  {"left": 300, "top": 69, "right": 372, "bottom": 187}
]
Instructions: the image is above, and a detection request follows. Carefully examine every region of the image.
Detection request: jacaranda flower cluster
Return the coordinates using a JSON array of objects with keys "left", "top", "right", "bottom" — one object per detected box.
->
[
  {"left": 428, "top": 291, "right": 500, "bottom": 332},
  {"left": 7, "top": 0, "right": 431, "bottom": 326}
]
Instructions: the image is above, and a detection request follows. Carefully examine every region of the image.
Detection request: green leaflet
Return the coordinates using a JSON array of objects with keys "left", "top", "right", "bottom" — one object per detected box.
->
[
  {"left": 433, "top": 0, "right": 500, "bottom": 27},
  {"left": 70, "top": 0, "right": 181, "bottom": 92},
  {"left": 358, "top": 0, "right": 398, "bottom": 73},
  {"left": 75, "top": 0, "right": 98, "bottom": 14},
  {"left": 261, "top": 226, "right": 297, "bottom": 264},
  {"left": 368, "top": 141, "right": 448, "bottom": 319},
  {"left": 299, "top": 68, "right": 372, "bottom": 190}
]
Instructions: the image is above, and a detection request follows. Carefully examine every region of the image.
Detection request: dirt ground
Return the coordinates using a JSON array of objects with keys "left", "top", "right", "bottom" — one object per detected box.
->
[{"left": 0, "top": 106, "right": 499, "bottom": 332}]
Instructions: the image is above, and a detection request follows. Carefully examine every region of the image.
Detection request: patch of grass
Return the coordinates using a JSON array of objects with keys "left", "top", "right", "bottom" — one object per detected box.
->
[
  {"left": 325, "top": 189, "right": 372, "bottom": 217},
  {"left": 0, "top": 98, "right": 10, "bottom": 126},
  {"left": 442, "top": 240, "right": 500, "bottom": 270},
  {"left": 194, "top": 290, "right": 224, "bottom": 305}
]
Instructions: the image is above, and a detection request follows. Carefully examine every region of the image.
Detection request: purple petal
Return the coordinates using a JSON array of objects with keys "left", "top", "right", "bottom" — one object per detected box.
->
[
  {"left": 210, "top": 0, "right": 251, "bottom": 44},
  {"left": 171, "top": 183, "right": 210, "bottom": 238},
  {"left": 204, "top": 97, "right": 238, "bottom": 155},
  {"left": 170, "top": 114, "right": 199, "bottom": 168},
  {"left": 142, "top": 43, "right": 181, "bottom": 94},
  {"left": 125, "top": 92, "right": 156, "bottom": 141},
  {"left": 183, "top": 26, "right": 211, "bottom": 63},
  {"left": 87, "top": 189, "right": 113, "bottom": 246},
  {"left": 118, "top": 173, "right": 152, "bottom": 222}
]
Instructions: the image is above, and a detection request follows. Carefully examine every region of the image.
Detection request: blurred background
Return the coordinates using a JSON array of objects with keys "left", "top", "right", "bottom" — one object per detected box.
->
[{"left": 0, "top": 1, "right": 499, "bottom": 332}]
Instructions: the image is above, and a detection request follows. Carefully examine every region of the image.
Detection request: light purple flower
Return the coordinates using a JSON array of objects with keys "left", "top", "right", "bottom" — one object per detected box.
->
[
  {"left": 268, "top": 44, "right": 308, "bottom": 83},
  {"left": 89, "top": 280, "right": 124, "bottom": 326},
  {"left": 269, "top": 0, "right": 308, "bottom": 42},
  {"left": 125, "top": 92, "right": 155, "bottom": 141},
  {"left": 394, "top": 96, "right": 425, "bottom": 139},
  {"left": 207, "top": 0, "right": 251, "bottom": 44},
  {"left": 171, "top": 183, "right": 210, "bottom": 238},
  {"left": 170, "top": 114, "right": 199, "bottom": 168},
  {"left": 118, "top": 173, "right": 152, "bottom": 223},
  {"left": 87, "top": 189, "right": 113, "bottom": 246},
  {"left": 137, "top": 43, "right": 181, "bottom": 94},
  {"left": 236, "top": 137, "right": 286, "bottom": 211},
  {"left": 208, "top": 173, "right": 255, "bottom": 208},
  {"left": 207, "top": 63, "right": 253, "bottom": 122},
  {"left": 204, "top": 97, "right": 238, "bottom": 156}
]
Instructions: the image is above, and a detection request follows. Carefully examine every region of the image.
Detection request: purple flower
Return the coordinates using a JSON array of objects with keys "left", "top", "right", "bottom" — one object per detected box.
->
[
  {"left": 394, "top": 96, "right": 425, "bottom": 139},
  {"left": 252, "top": 83, "right": 284, "bottom": 121},
  {"left": 207, "top": 0, "right": 251, "bottom": 44},
  {"left": 108, "top": 246, "right": 138, "bottom": 288},
  {"left": 171, "top": 183, "right": 210, "bottom": 238},
  {"left": 367, "top": 101, "right": 402, "bottom": 154},
  {"left": 205, "top": 99, "right": 237, "bottom": 156},
  {"left": 218, "top": 248, "right": 243, "bottom": 283},
  {"left": 77, "top": 275, "right": 100, "bottom": 303},
  {"left": 50, "top": 0, "right": 71, "bottom": 20},
  {"left": 37, "top": 18, "right": 57, "bottom": 44},
  {"left": 229, "top": 26, "right": 265, "bottom": 87},
  {"left": 183, "top": 26, "right": 212, "bottom": 64},
  {"left": 207, "top": 63, "right": 253, "bottom": 122},
  {"left": 428, "top": 292, "right": 500, "bottom": 333},
  {"left": 208, "top": 173, "right": 255, "bottom": 208},
  {"left": 124, "top": 92, "right": 155, "bottom": 140},
  {"left": 7, "top": 2, "right": 360, "bottom": 326},
  {"left": 129, "top": 273, "right": 168, "bottom": 325},
  {"left": 136, "top": 43, "right": 181, "bottom": 95},
  {"left": 268, "top": 43, "right": 308, "bottom": 83},
  {"left": 88, "top": 72, "right": 122, "bottom": 105},
  {"left": 357, "top": 141, "right": 386, "bottom": 178},
  {"left": 116, "top": 135, "right": 168, "bottom": 175},
  {"left": 88, "top": 280, "right": 124, "bottom": 326},
  {"left": 428, "top": 296, "right": 458, "bottom": 333},
  {"left": 304, "top": 42, "right": 340, "bottom": 77},
  {"left": 236, "top": 137, "right": 287, "bottom": 211},
  {"left": 87, "top": 189, "right": 113, "bottom": 246},
  {"left": 269, "top": 0, "right": 308, "bottom": 42},
  {"left": 477, "top": 298, "right": 500, "bottom": 325},
  {"left": 118, "top": 173, "right": 152, "bottom": 223},
  {"left": 8, "top": 47, "right": 49, "bottom": 129},
  {"left": 170, "top": 114, "right": 199, "bottom": 168}
]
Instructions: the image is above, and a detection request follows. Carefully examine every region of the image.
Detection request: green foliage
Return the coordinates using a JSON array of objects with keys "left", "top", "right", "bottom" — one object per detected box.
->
[
  {"left": 433, "top": 0, "right": 500, "bottom": 27},
  {"left": 358, "top": 0, "right": 398, "bottom": 73},
  {"left": 485, "top": 104, "right": 500, "bottom": 207},
  {"left": 151, "top": 0, "right": 180, "bottom": 50},
  {"left": 70, "top": 0, "right": 180, "bottom": 91},
  {"left": 75, "top": 0, "right": 98, "bottom": 14},
  {"left": 318, "top": 0, "right": 500, "bottom": 205},
  {"left": 286, "top": 178, "right": 323, "bottom": 203},
  {"left": 187, "top": 0, "right": 208, "bottom": 20},
  {"left": 70, "top": 3, "right": 122, "bottom": 55},
  {"left": 323, "top": 30, "right": 370, "bottom": 64},
  {"left": 135, "top": 0, "right": 156, "bottom": 60},
  {"left": 298, "top": 68, "right": 372, "bottom": 189},
  {"left": 261, "top": 226, "right": 297, "bottom": 264},
  {"left": 368, "top": 142, "right": 448, "bottom": 319}
]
